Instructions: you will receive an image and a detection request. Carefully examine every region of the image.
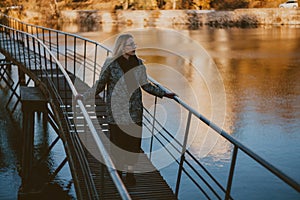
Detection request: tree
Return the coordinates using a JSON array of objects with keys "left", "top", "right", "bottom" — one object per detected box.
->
[
  {"left": 210, "top": 0, "right": 249, "bottom": 10},
  {"left": 0, "top": 0, "right": 19, "bottom": 7}
]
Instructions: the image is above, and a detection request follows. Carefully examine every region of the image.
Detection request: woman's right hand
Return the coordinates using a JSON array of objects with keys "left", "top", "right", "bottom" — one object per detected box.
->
[
  {"left": 164, "top": 92, "right": 177, "bottom": 99},
  {"left": 75, "top": 94, "right": 84, "bottom": 101}
]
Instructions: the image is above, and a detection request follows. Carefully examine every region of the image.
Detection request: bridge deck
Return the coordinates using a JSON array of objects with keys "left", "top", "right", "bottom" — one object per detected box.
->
[
  {"left": 64, "top": 75, "right": 177, "bottom": 200},
  {"left": 0, "top": 33, "right": 177, "bottom": 200}
]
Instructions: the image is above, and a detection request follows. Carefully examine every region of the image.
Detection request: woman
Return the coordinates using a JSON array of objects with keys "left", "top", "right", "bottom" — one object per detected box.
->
[{"left": 76, "top": 33, "right": 176, "bottom": 186}]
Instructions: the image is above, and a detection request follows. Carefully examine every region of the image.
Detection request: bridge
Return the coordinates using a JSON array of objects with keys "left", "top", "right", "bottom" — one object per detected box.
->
[{"left": 0, "top": 13, "right": 299, "bottom": 200}]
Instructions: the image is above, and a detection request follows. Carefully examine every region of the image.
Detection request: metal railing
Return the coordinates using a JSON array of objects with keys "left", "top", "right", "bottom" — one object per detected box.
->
[
  {"left": 1, "top": 13, "right": 299, "bottom": 199},
  {"left": 0, "top": 18, "right": 131, "bottom": 200},
  {"left": 144, "top": 77, "right": 300, "bottom": 199}
]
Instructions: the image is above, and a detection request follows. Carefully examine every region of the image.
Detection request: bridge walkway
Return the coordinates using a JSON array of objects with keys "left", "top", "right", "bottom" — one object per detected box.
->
[{"left": 0, "top": 30, "right": 177, "bottom": 200}]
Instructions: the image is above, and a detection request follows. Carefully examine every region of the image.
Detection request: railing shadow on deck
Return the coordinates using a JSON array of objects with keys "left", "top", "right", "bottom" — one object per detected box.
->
[{"left": 1, "top": 13, "right": 299, "bottom": 200}]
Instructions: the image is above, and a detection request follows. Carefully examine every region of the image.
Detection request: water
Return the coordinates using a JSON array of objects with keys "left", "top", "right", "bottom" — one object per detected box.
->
[
  {"left": 0, "top": 87, "right": 21, "bottom": 200},
  {"left": 0, "top": 66, "right": 75, "bottom": 199},
  {"left": 1, "top": 24, "right": 299, "bottom": 199}
]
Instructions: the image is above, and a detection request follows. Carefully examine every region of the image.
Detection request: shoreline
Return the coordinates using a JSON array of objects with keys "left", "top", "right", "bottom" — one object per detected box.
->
[{"left": 10, "top": 8, "right": 300, "bottom": 28}]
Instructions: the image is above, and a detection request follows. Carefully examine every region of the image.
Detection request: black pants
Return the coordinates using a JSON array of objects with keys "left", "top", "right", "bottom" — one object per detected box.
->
[{"left": 109, "top": 122, "right": 142, "bottom": 169}]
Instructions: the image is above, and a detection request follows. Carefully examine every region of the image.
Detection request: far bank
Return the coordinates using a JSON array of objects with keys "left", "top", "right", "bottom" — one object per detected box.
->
[{"left": 10, "top": 9, "right": 300, "bottom": 28}]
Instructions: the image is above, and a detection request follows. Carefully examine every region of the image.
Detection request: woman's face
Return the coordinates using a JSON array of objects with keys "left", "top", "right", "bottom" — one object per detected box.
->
[{"left": 123, "top": 37, "right": 137, "bottom": 57}]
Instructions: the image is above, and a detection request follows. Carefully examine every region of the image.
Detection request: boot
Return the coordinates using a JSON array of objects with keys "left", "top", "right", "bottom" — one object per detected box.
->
[{"left": 126, "top": 172, "right": 136, "bottom": 186}]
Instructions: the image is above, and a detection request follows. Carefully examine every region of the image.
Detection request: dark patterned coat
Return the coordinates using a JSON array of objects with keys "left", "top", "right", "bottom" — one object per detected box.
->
[{"left": 83, "top": 56, "right": 166, "bottom": 124}]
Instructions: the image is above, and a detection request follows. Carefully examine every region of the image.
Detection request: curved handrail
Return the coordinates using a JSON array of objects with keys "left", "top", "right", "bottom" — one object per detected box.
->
[
  {"left": 148, "top": 76, "right": 300, "bottom": 194},
  {"left": 0, "top": 24, "right": 131, "bottom": 200}
]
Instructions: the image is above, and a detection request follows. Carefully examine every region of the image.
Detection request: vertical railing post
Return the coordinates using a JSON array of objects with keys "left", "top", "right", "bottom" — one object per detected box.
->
[
  {"left": 26, "top": 35, "right": 31, "bottom": 70},
  {"left": 32, "top": 37, "right": 37, "bottom": 72},
  {"left": 73, "top": 37, "right": 76, "bottom": 74},
  {"left": 42, "top": 29, "right": 45, "bottom": 45},
  {"left": 175, "top": 111, "right": 192, "bottom": 197},
  {"left": 93, "top": 44, "right": 98, "bottom": 83},
  {"left": 22, "top": 33, "right": 26, "bottom": 64},
  {"left": 56, "top": 32, "right": 59, "bottom": 59},
  {"left": 11, "top": 29, "right": 15, "bottom": 57},
  {"left": 43, "top": 41, "right": 48, "bottom": 78},
  {"left": 64, "top": 34, "right": 67, "bottom": 70},
  {"left": 83, "top": 40, "right": 87, "bottom": 82},
  {"left": 11, "top": 29, "right": 14, "bottom": 55},
  {"left": 225, "top": 146, "right": 238, "bottom": 200},
  {"left": 149, "top": 96, "right": 158, "bottom": 159},
  {"left": 37, "top": 41, "right": 42, "bottom": 73},
  {"left": 35, "top": 26, "right": 38, "bottom": 39},
  {"left": 49, "top": 29, "right": 52, "bottom": 52},
  {"left": 16, "top": 31, "right": 21, "bottom": 61}
]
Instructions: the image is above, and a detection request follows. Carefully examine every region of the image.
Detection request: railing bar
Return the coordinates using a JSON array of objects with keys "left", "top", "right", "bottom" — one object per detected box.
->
[
  {"left": 149, "top": 96, "right": 158, "bottom": 159},
  {"left": 30, "top": 24, "right": 33, "bottom": 35},
  {"left": 83, "top": 40, "right": 87, "bottom": 83},
  {"left": 186, "top": 150, "right": 229, "bottom": 195},
  {"left": 184, "top": 159, "right": 223, "bottom": 199},
  {"left": 49, "top": 29, "right": 52, "bottom": 52},
  {"left": 16, "top": 32, "right": 21, "bottom": 62},
  {"left": 225, "top": 146, "right": 238, "bottom": 200},
  {"left": 12, "top": 30, "right": 16, "bottom": 58},
  {"left": 64, "top": 34, "right": 67, "bottom": 70},
  {"left": 41, "top": 28, "right": 45, "bottom": 45},
  {"left": 143, "top": 114, "right": 183, "bottom": 155},
  {"left": 35, "top": 26, "right": 38, "bottom": 39},
  {"left": 175, "top": 111, "right": 192, "bottom": 197},
  {"left": 144, "top": 107, "right": 183, "bottom": 147},
  {"left": 73, "top": 37, "right": 76, "bottom": 75},
  {"left": 5, "top": 29, "right": 9, "bottom": 54},
  {"left": 37, "top": 41, "right": 42, "bottom": 73},
  {"left": 32, "top": 37, "right": 37, "bottom": 73},
  {"left": 93, "top": 44, "right": 97, "bottom": 83},
  {"left": 26, "top": 35, "right": 31, "bottom": 72},
  {"left": 143, "top": 122, "right": 182, "bottom": 166},
  {"left": 42, "top": 46, "right": 47, "bottom": 79},
  {"left": 22, "top": 34, "right": 26, "bottom": 65},
  {"left": 50, "top": 49, "right": 54, "bottom": 81},
  {"left": 143, "top": 121, "right": 182, "bottom": 163},
  {"left": 56, "top": 32, "right": 59, "bottom": 59},
  {"left": 181, "top": 165, "right": 212, "bottom": 200}
]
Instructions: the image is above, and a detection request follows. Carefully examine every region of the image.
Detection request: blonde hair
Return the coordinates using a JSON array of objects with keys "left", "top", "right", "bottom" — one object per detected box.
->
[{"left": 112, "top": 33, "right": 134, "bottom": 58}]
